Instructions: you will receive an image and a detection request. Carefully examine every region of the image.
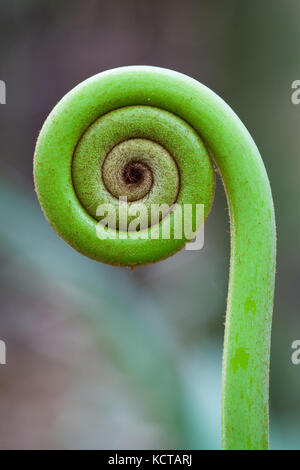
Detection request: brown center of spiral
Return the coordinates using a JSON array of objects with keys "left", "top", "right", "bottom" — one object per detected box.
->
[
  {"left": 102, "top": 141, "right": 156, "bottom": 202},
  {"left": 123, "top": 161, "right": 147, "bottom": 185}
]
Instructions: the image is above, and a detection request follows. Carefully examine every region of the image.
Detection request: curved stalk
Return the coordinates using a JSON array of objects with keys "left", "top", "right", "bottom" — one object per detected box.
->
[{"left": 34, "top": 66, "right": 276, "bottom": 449}]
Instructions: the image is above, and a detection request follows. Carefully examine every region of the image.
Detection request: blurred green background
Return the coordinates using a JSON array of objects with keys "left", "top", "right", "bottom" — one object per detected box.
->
[{"left": 0, "top": 0, "right": 299, "bottom": 449}]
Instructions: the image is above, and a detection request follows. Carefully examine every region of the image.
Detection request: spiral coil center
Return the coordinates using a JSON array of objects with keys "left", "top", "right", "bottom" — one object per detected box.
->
[
  {"left": 123, "top": 162, "right": 145, "bottom": 184},
  {"left": 101, "top": 138, "right": 177, "bottom": 205}
]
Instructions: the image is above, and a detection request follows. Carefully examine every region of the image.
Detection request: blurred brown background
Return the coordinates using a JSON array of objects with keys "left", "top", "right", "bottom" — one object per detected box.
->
[{"left": 0, "top": 0, "right": 299, "bottom": 449}]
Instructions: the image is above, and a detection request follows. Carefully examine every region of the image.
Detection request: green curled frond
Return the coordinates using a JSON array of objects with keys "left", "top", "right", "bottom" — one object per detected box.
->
[{"left": 34, "top": 66, "right": 276, "bottom": 450}]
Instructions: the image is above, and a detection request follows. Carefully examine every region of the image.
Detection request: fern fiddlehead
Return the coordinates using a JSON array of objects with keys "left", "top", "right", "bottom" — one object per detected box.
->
[{"left": 34, "top": 66, "right": 276, "bottom": 450}]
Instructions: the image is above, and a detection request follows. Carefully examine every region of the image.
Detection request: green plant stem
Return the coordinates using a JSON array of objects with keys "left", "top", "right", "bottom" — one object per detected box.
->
[{"left": 34, "top": 66, "right": 276, "bottom": 449}]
